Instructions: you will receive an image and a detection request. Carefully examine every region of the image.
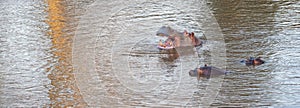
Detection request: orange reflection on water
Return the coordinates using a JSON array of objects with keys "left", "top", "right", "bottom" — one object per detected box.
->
[{"left": 46, "top": 0, "right": 86, "bottom": 107}]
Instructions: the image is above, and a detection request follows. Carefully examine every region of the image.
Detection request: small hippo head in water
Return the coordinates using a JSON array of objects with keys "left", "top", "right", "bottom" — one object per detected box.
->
[
  {"left": 189, "top": 64, "right": 228, "bottom": 79},
  {"left": 241, "top": 57, "right": 265, "bottom": 66},
  {"left": 189, "top": 64, "right": 211, "bottom": 77}
]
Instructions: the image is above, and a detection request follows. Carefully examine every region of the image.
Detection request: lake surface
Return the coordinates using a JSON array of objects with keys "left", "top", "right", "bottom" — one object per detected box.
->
[{"left": 0, "top": 0, "right": 299, "bottom": 107}]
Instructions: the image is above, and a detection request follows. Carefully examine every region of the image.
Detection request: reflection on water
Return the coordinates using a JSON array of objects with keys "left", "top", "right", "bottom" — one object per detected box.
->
[
  {"left": 0, "top": 0, "right": 92, "bottom": 107},
  {"left": 46, "top": 0, "right": 86, "bottom": 107},
  {"left": 0, "top": 0, "right": 299, "bottom": 107}
]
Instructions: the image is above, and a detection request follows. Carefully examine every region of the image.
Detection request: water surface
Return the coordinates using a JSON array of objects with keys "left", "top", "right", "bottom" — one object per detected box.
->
[{"left": 0, "top": 0, "right": 299, "bottom": 107}]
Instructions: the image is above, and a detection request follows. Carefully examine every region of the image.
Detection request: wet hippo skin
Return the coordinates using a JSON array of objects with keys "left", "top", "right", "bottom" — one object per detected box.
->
[
  {"left": 156, "top": 26, "right": 202, "bottom": 47},
  {"left": 189, "top": 64, "right": 229, "bottom": 79},
  {"left": 240, "top": 57, "right": 265, "bottom": 66}
]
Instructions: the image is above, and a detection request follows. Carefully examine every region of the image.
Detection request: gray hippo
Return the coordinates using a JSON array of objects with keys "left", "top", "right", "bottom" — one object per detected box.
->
[
  {"left": 189, "top": 64, "right": 229, "bottom": 79},
  {"left": 156, "top": 26, "right": 202, "bottom": 48}
]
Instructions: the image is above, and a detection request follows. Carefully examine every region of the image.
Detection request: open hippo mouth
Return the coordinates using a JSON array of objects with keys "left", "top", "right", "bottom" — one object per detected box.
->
[
  {"left": 158, "top": 37, "right": 176, "bottom": 48},
  {"left": 156, "top": 26, "right": 181, "bottom": 48},
  {"left": 156, "top": 26, "right": 202, "bottom": 48}
]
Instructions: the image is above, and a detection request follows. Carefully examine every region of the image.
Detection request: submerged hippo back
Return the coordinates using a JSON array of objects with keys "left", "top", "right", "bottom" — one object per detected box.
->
[
  {"left": 202, "top": 66, "right": 228, "bottom": 79},
  {"left": 189, "top": 66, "right": 227, "bottom": 79},
  {"left": 209, "top": 66, "right": 228, "bottom": 75}
]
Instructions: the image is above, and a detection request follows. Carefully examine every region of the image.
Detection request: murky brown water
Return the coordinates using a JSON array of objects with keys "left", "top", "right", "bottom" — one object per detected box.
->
[{"left": 0, "top": 0, "right": 299, "bottom": 107}]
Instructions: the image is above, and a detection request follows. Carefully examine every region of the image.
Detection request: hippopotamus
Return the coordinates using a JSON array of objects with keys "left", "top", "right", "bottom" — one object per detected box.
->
[
  {"left": 240, "top": 57, "right": 265, "bottom": 66},
  {"left": 156, "top": 26, "right": 182, "bottom": 37},
  {"left": 189, "top": 64, "right": 229, "bottom": 79},
  {"left": 187, "top": 32, "right": 202, "bottom": 47},
  {"left": 156, "top": 26, "right": 202, "bottom": 48}
]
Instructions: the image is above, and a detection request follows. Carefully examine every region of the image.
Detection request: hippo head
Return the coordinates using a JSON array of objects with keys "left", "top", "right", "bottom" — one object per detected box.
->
[
  {"left": 188, "top": 66, "right": 212, "bottom": 77},
  {"left": 242, "top": 57, "right": 265, "bottom": 66},
  {"left": 189, "top": 69, "right": 197, "bottom": 76},
  {"left": 199, "top": 66, "right": 212, "bottom": 76},
  {"left": 254, "top": 57, "right": 265, "bottom": 65}
]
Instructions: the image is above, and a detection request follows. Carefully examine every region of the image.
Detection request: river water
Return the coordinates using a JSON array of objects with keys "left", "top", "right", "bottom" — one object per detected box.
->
[{"left": 0, "top": 0, "right": 299, "bottom": 107}]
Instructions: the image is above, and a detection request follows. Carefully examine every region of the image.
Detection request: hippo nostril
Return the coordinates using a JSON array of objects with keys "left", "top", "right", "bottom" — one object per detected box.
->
[
  {"left": 240, "top": 60, "right": 245, "bottom": 63},
  {"left": 189, "top": 70, "right": 195, "bottom": 76},
  {"left": 189, "top": 70, "right": 192, "bottom": 76}
]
